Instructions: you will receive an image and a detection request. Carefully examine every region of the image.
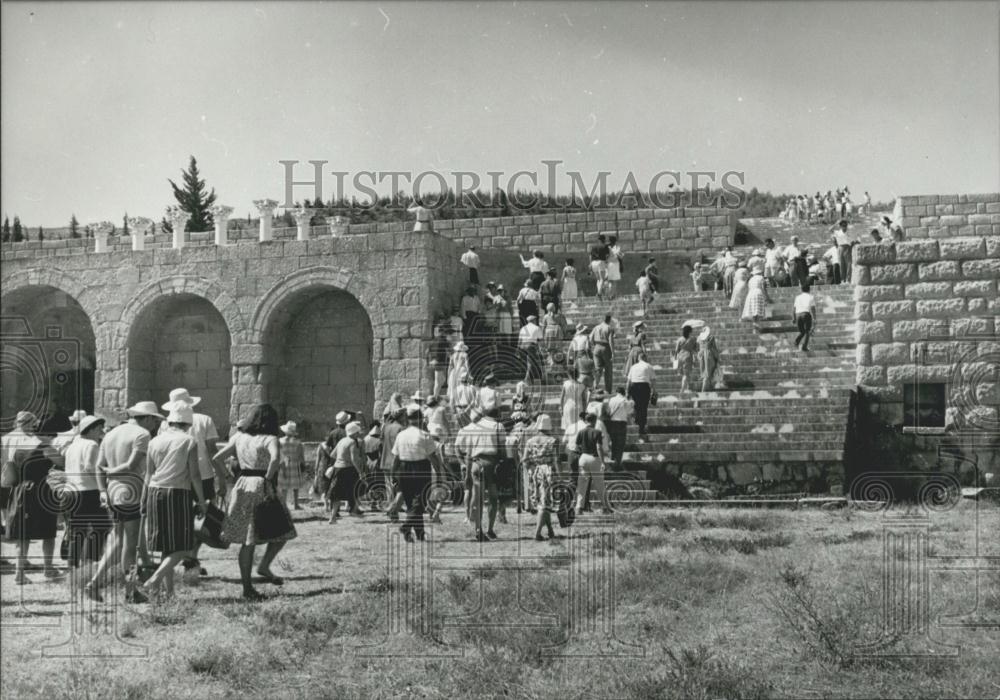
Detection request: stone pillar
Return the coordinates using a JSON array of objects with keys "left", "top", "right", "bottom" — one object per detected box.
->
[
  {"left": 292, "top": 208, "right": 314, "bottom": 242},
  {"left": 94, "top": 229, "right": 109, "bottom": 253},
  {"left": 130, "top": 231, "right": 145, "bottom": 251},
  {"left": 211, "top": 204, "right": 234, "bottom": 246},
  {"left": 330, "top": 215, "right": 350, "bottom": 236},
  {"left": 254, "top": 199, "right": 278, "bottom": 242},
  {"left": 167, "top": 210, "right": 191, "bottom": 249},
  {"left": 126, "top": 217, "right": 153, "bottom": 252}
]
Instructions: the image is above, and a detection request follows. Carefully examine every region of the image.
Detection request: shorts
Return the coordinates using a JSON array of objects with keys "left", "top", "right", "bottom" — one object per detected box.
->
[
  {"left": 107, "top": 500, "right": 142, "bottom": 523},
  {"left": 470, "top": 456, "right": 499, "bottom": 488}
]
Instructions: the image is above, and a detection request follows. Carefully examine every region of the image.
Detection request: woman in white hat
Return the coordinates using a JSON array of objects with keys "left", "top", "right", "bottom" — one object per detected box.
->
[
  {"left": 447, "top": 341, "right": 470, "bottom": 409},
  {"left": 278, "top": 421, "right": 306, "bottom": 510},
  {"left": 521, "top": 414, "right": 561, "bottom": 540},
  {"left": 673, "top": 325, "right": 699, "bottom": 395},
  {"left": 214, "top": 403, "right": 296, "bottom": 601},
  {"left": 327, "top": 421, "right": 365, "bottom": 523},
  {"left": 63, "top": 414, "right": 112, "bottom": 588},
  {"left": 622, "top": 321, "right": 648, "bottom": 380},
  {"left": 741, "top": 268, "right": 771, "bottom": 326},
  {"left": 140, "top": 404, "right": 208, "bottom": 600}
]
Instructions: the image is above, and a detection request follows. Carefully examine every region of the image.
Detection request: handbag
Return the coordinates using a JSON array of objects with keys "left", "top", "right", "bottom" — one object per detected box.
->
[
  {"left": 671, "top": 358, "right": 679, "bottom": 370},
  {"left": 650, "top": 391, "right": 659, "bottom": 407},
  {"left": 764, "top": 303, "right": 774, "bottom": 319},
  {"left": 254, "top": 494, "right": 295, "bottom": 540},
  {"left": 194, "top": 502, "right": 230, "bottom": 549}
]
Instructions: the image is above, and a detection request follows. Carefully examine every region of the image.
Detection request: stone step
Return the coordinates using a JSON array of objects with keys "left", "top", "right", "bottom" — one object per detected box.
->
[{"left": 625, "top": 449, "right": 844, "bottom": 462}]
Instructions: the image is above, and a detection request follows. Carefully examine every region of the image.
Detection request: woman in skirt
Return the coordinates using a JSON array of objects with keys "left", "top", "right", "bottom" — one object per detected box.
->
[
  {"left": 729, "top": 262, "right": 750, "bottom": 310},
  {"left": 214, "top": 403, "right": 296, "bottom": 601},
  {"left": 622, "top": 321, "right": 648, "bottom": 380},
  {"left": 606, "top": 236, "right": 623, "bottom": 299},
  {"left": 278, "top": 421, "right": 306, "bottom": 510},
  {"left": 62, "top": 415, "right": 112, "bottom": 590},
  {"left": 560, "top": 259, "right": 578, "bottom": 303},
  {"left": 522, "top": 415, "right": 561, "bottom": 540},
  {"left": 327, "top": 421, "right": 365, "bottom": 522},
  {"left": 140, "top": 404, "right": 208, "bottom": 599},
  {"left": 741, "top": 270, "right": 772, "bottom": 327},
  {"left": 673, "top": 325, "right": 700, "bottom": 395}
]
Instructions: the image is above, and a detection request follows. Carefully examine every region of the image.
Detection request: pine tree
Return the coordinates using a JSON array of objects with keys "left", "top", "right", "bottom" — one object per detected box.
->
[
  {"left": 122, "top": 213, "right": 130, "bottom": 237},
  {"left": 168, "top": 155, "right": 217, "bottom": 231},
  {"left": 69, "top": 214, "right": 80, "bottom": 238},
  {"left": 2, "top": 216, "right": 9, "bottom": 242},
  {"left": 37, "top": 226, "right": 44, "bottom": 242},
  {"left": 161, "top": 216, "right": 172, "bottom": 234},
  {"left": 12, "top": 216, "right": 24, "bottom": 242}
]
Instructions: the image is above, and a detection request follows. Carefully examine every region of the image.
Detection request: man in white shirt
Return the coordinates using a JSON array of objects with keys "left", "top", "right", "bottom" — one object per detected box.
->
[
  {"left": 589, "top": 315, "right": 615, "bottom": 394},
  {"left": 829, "top": 219, "right": 854, "bottom": 284},
  {"left": 518, "top": 315, "right": 544, "bottom": 384},
  {"left": 783, "top": 236, "right": 802, "bottom": 286},
  {"left": 391, "top": 405, "right": 444, "bottom": 542},
  {"left": 458, "top": 408, "right": 505, "bottom": 541},
  {"left": 477, "top": 374, "right": 499, "bottom": 415},
  {"left": 792, "top": 284, "right": 818, "bottom": 351},
  {"left": 763, "top": 238, "right": 783, "bottom": 287},
  {"left": 52, "top": 409, "right": 88, "bottom": 459},
  {"left": 605, "top": 387, "right": 630, "bottom": 470},
  {"left": 460, "top": 244, "right": 481, "bottom": 286},
  {"left": 626, "top": 354, "right": 656, "bottom": 441},
  {"left": 822, "top": 238, "right": 843, "bottom": 285},
  {"left": 161, "top": 387, "right": 226, "bottom": 576}
]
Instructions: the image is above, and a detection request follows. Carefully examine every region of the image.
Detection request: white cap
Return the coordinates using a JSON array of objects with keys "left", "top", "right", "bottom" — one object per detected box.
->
[
  {"left": 335, "top": 411, "right": 350, "bottom": 425},
  {"left": 345, "top": 421, "right": 363, "bottom": 437},
  {"left": 167, "top": 404, "right": 194, "bottom": 425},
  {"left": 161, "top": 387, "right": 200, "bottom": 410}
]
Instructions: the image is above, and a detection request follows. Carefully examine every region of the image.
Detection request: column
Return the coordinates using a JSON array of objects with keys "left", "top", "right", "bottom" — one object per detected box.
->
[
  {"left": 211, "top": 204, "right": 234, "bottom": 246},
  {"left": 167, "top": 209, "right": 191, "bottom": 249},
  {"left": 292, "top": 208, "right": 314, "bottom": 242},
  {"left": 93, "top": 225, "right": 110, "bottom": 253},
  {"left": 254, "top": 199, "right": 278, "bottom": 242},
  {"left": 330, "top": 215, "right": 350, "bottom": 236},
  {"left": 127, "top": 217, "right": 153, "bottom": 252}
]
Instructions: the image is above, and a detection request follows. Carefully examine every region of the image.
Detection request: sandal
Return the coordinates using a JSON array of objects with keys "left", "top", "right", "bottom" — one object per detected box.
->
[{"left": 256, "top": 570, "right": 284, "bottom": 586}]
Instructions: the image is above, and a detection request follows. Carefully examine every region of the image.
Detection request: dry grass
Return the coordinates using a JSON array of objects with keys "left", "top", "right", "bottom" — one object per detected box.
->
[{"left": 2, "top": 502, "right": 998, "bottom": 699}]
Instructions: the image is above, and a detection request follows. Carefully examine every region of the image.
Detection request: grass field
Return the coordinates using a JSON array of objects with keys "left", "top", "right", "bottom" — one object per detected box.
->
[{"left": 2, "top": 502, "right": 998, "bottom": 699}]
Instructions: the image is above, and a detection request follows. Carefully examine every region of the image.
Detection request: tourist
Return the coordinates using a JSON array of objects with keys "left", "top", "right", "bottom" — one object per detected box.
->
[
  {"left": 540, "top": 268, "right": 561, "bottom": 312},
  {"left": 831, "top": 219, "right": 854, "bottom": 283},
  {"left": 869, "top": 228, "right": 883, "bottom": 244},
  {"left": 560, "top": 258, "right": 578, "bottom": 302},
  {"left": 636, "top": 269, "right": 655, "bottom": 315},
  {"left": 574, "top": 412, "right": 609, "bottom": 515},
  {"left": 362, "top": 423, "right": 384, "bottom": 512},
  {"left": 747, "top": 248, "right": 765, "bottom": 275},
  {"left": 429, "top": 324, "right": 451, "bottom": 398},
  {"left": 327, "top": 421, "right": 365, "bottom": 522},
  {"left": 453, "top": 416, "right": 477, "bottom": 523},
  {"left": 741, "top": 269, "right": 772, "bottom": 326},
  {"left": 606, "top": 387, "right": 630, "bottom": 469},
  {"left": 424, "top": 395, "right": 448, "bottom": 436},
  {"left": 567, "top": 323, "right": 591, "bottom": 374},
  {"left": 161, "top": 387, "right": 224, "bottom": 576},
  {"left": 391, "top": 405, "right": 444, "bottom": 542},
  {"left": 425, "top": 423, "right": 450, "bottom": 524},
  {"left": 447, "top": 341, "right": 470, "bottom": 409},
  {"left": 380, "top": 408, "right": 405, "bottom": 522},
  {"left": 784, "top": 236, "right": 803, "bottom": 287},
  {"left": 863, "top": 191, "right": 872, "bottom": 216},
  {"left": 505, "top": 411, "right": 532, "bottom": 513},
  {"left": 808, "top": 254, "right": 826, "bottom": 286},
  {"left": 454, "top": 374, "right": 479, "bottom": 426},
  {"left": 460, "top": 244, "right": 480, "bottom": 286},
  {"left": 763, "top": 238, "right": 782, "bottom": 287},
  {"left": 698, "top": 326, "right": 721, "bottom": 393},
  {"left": 522, "top": 414, "right": 560, "bottom": 540},
  {"left": 447, "top": 306, "right": 464, "bottom": 344},
  {"left": 139, "top": 403, "right": 207, "bottom": 600},
  {"left": 690, "top": 262, "right": 709, "bottom": 292},
  {"left": 559, "top": 371, "right": 589, "bottom": 433},
  {"left": 88, "top": 402, "right": 165, "bottom": 602},
  {"left": 495, "top": 284, "right": 514, "bottom": 346},
  {"left": 627, "top": 352, "right": 656, "bottom": 441},
  {"left": 673, "top": 325, "right": 698, "bottom": 395},
  {"left": 483, "top": 283, "right": 502, "bottom": 356},
  {"left": 823, "top": 237, "right": 843, "bottom": 284},
  {"left": 729, "top": 262, "right": 750, "bottom": 310},
  {"left": 382, "top": 392, "right": 405, "bottom": 423},
  {"left": 52, "top": 409, "right": 87, "bottom": 457},
  {"left": 721, "top": 247, "right": 738, "bottom": 297},
  {"left": 215, "top": 403, "right": 296, "bottom": 601},
  {"left": 540, "top": 303, "right": 565, "bottom": 360},
  {"left": 511, "top": 380, "right": 533, "bottom": 415},
  {"left": 477, "top": 373, "right": 500, "bottom": 415},
  {"left": 407, "top": 199, "right": 434, "bottom": 232},
  {"left": 520, "top": 250, "right": 549, "bottom": 289},
  {"left": 606, "top": 235, "right": 623, "bottom": 299},
  {"left": 277, "top": 421, "right": 306, "bottom": 510},
  {"left": 793, "top": 249, "right": 810, "bottom": 291},
  {"left": 63, "top": 414, "right": 111, "bottom": 590},
  {"left": 315, "top": 411, "right": 349, "bottom": 511},
  {"left": 3, "top": 410, "right": 61, "bottom": 585},
  {"left": 590, "top": 314, "right": 615, "bottom": 394},
  {"left": 891, "top": 223, "right": 905, "bottom": 243},
  {"left": 458, "top": 408, "right": 505, "bottom": 541},
  {"left": 518, "top": 314, "right": 544, "bottom": 384},
  {"left": 793, "top": 283, "right": 818, "bottom": 351},
  {"left": 460, "top": 286, "right": 482, "bottom": 339},
  {"left": 517, "top": 280, "right": 541, "bottom": 326},
  {"left": 623, "top": 320, "right": 648, "bottom": 380},
  {"left": 644, "top": 257, "right": 660, "bottom": 293},
  {"left": 589, "top": 235, "right": 610, "bottom": 298}
]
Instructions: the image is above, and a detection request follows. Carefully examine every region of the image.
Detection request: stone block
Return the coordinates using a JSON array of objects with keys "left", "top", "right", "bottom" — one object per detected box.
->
[
  {"left": 938, "top": 237, "right": 986, "bottom": 259},
  {"left": 856, "top": 302, "right": 872, "bottom": 320},
  {"left": 861, "top": 385, "right": 902, "bottom": 401},
  {"left": 872, "top": 300, "right": 915, "bottom": 318},
  {"left": 918, "top": 260, "right": 961, "bottom": 280},
  {"left": 953, "top": 317, "right": 995, "bottom": 337},
  {"left": 855, "top": 285, "right": 903, "bottom": 301},
  {"left": 892, "top": 318, "right": 949, "bottom": 341},
  {"left": 953, "top": 280, "right": 997, "bottom": 298},
  {"left": 915, "top": 298, "right": 965, "bottom": 317},
  {"left": 854, "top": 244, "right": 896, "bottom": 265},
  {"left": 856, "top": 320, "right": 890, "bottom": 343},
  {"left": 968, "top": 298, "right": 988, "bottom": 312},
  {"left": 893, "top": 239, "right": 938, "bottom": 262},
  {"left": 230, "top": 344, "right": 264, "bottom": 364},
  {"left": 917, "top": 364, "right": 954, "bottom": 382},
  {"left": 961, "top": 259, "right": 1000, "bottom": 279},
  {"left": 886, "top": 364, "right": 917, "bottom": 385},
  {"left": 857, "top": 366, "right": 885, "bottom": 385},
  {"left": 937, "top": 214, "right": 967, "bottom": 226},
  {"left": 856, "top": 343, "right": 872, "bottom": 366},
  {"left": 904, "top": 281, "right": 952, "bottom": 299},
  {"left": 869, "top": 264, "right": 916, "bottom": 284},
  {"left": 871, "top": 342, "right": 910, "bottom": 365}
]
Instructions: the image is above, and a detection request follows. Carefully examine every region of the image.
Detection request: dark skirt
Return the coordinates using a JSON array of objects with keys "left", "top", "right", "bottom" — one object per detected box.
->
[
  {"left": 145, "top": 486, "right": 195, "bottom": 556},
  {"left": 328, "top": 467, "right": 360, "bottom": 502},
  {"left": 6, "top": 480, "right": 59, "bottom": 542},
  {"left": 64, "top": 489, "right": 112, "bottom": 565}
]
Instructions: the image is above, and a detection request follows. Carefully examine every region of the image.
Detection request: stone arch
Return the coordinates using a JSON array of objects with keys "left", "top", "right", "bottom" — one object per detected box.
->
[
  {"left": 250, "top": 267, "right": 380, "bottom": 439},
  {"left": 0, "top": 270, "right": 99, "bottom": 431},
  {"left": 121, "top": 279, "right": 239, "bottom": 437}
]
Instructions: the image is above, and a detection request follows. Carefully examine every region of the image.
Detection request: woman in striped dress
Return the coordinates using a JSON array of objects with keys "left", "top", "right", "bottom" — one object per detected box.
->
[
  {"left": 741, "top": 270, "right": 771, "bottom": 324},
  {"left": 214, "top": 403, "right": 296, "bottom": 601}
]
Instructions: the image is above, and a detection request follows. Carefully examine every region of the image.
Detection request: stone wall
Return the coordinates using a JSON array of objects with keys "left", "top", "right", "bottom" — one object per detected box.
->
[
  {"left": 895, "top": 193, "right": 1000, "bottom": 239},
  {"left": 0, "top": 232, "right": 466, "bottom": 437}
]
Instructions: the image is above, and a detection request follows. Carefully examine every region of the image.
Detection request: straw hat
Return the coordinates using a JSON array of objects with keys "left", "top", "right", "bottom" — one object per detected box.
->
[
  {"left": 68, "top": 409, "right": 88, "bottom": 424},
  {"left": 536, "top": 414, "right": 553, "bottom": 432},
  {"left": 166, "top": 404, "right": 194, "bottom": 425},
  {"left": 345, "top": 421, "right": 363, "bottom": 437},
  {"left": 161, "top": 387, "right": 200, "bottom": 410},
  {"left": 127, "top": 401, "right": 165, "bottom": 420},
  {"left": 698, "top": 326, "right": 712, "bottom": 341},
  {"left": 280, "top": 421, "right": 298, "bottom": 437},
  {"left": 632, "top": 321, "right": 645, "bottom": 329},
  {"left": 14, "top": 410, "right": 37, "bottom": 427},
  {"left": 405, "top": 404, "right": 422, "bottom": 418},
  {"left": 335, "top": 411, "right": 350, "bottom": 425},
  {"left": 78, "top": 415, "right": 106, "bottom": 434},
  {"left": 575, "top": 323, "right": 589, "bottom": 333},
  {"left": 453, "top": 341, "right": 469, "bottom": 352},
  {"left": 526, "top": 315, "right": 538, "bottom": 323}
]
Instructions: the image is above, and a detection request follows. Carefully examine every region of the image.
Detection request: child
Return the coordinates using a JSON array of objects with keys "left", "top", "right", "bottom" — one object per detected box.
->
[{"left": 636, "top": 270, "right": 654, "bottom": 315}]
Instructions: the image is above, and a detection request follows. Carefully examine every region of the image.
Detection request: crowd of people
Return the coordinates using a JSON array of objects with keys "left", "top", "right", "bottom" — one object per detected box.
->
[{"left": 779, "top": 187, "right": 871, "bottom": 224}]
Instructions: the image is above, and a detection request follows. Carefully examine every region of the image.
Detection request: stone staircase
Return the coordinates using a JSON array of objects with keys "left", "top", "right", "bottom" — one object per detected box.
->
[{"left": 505, "top": 285, "right": 857, "bottom": 499}]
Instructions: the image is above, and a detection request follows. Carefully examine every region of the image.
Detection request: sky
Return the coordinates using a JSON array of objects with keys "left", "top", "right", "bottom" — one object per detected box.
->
[{"left": 2, "top": 0, "right": 998, "bottom": 227}]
